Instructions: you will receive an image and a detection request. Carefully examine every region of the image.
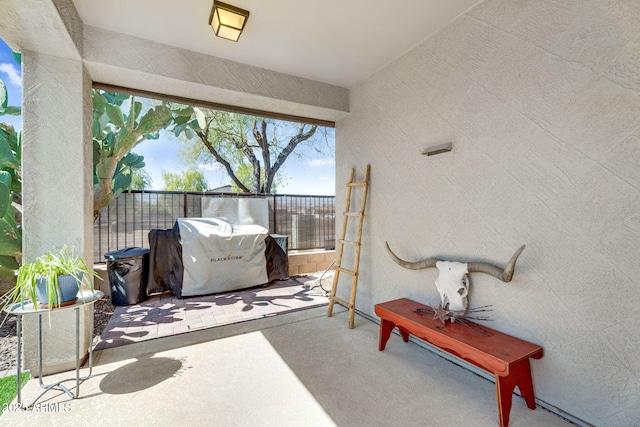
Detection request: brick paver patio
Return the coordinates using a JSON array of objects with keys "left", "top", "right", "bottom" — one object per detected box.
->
[{"left": 95, "top": 275, "right": 330, "bottom": 350}]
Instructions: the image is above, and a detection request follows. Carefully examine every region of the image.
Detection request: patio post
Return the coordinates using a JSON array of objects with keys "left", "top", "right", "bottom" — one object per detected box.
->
[{"left": 20, "top": 51, "right": 95, "bottom": 375}]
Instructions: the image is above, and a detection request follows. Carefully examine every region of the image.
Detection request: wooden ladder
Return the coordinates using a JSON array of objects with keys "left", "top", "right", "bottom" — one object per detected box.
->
[{"left": 327, "top": 165, "right": 371, "bottom": 328}]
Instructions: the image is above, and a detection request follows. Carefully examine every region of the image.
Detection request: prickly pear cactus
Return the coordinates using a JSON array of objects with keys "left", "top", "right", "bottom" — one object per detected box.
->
[
  {"left": 92, "top": 90, "right": 195, "bottom": 220},
  {"left": 0, "top": 79, "right": 22, "bottom": 278}
]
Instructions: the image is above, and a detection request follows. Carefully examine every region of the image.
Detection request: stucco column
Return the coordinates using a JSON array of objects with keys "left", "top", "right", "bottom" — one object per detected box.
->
[{"left": 21, "top": 51, "right": 94, "bottom": 374}]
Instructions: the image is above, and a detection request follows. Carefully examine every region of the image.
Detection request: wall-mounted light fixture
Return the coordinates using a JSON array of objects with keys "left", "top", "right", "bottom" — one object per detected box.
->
[
  {"left": 209, "top": 1, "right": 250, "bottom": 42},
  {"left": 422, "top": 141, "right": 453, "bottom": 156}
]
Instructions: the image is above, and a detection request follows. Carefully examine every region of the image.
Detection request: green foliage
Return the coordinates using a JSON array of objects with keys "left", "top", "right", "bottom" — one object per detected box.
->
[
  {"left": 162, "top": 167, "right": 209, "bottom": 192},
  {"left": 172, "top": 108, "right": 324, "bottom": 194},
  {"left": 229, "top": 163, "right": 253, "bottom": 192},
  {"left": 0, "top": 371, "right": 29, "bottom": 410},
  {"left": 0, "top": 82, "right": 6, "bottom": 113},
  {"left": 229, "top": 163, "right": 279, "bottom": 193},
  {"left": 112, "top": 152, "right": 145, "bottom": 197},
  {"left": 0, "top": 78, "right": 22, "bottom": 276},
  {"left": 92, "top": 90, "right": 194, "bottom": 219},
  {"left": 130, "top": 168, "right": 153, "bottom": 190},
  {"left": 6, "top": 246, "right": 98, "bottom": 310},
  {"left": 10, "top": 50, "right": 21, "bottom": 67}
]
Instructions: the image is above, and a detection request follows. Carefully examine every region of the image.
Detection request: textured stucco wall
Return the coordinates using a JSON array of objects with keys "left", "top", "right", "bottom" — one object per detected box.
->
[
  {"left": 22, "top": 52, "right": 93, "bottom": 261},
  {"left": 82, "top": 26, "right": 349, "bottom": 122},
  {"left": 20, "top": 51, "right": 94, "bottom": 372},
  {"left": 0, "top": 0, "right": 82, "bottom": 60},
  {"left": 336, "top": 1, "right": 640, "bottom": 425}
]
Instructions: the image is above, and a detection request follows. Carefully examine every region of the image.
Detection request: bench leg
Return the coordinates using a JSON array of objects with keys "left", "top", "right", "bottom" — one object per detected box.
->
[
  {"left": 514, "top": 359, "right": 537, "bottom": 409},
  {"left": 378, "top": 318, "right": 395, "bottom": 351},
  {"left": 398, "top": 327, "right": 409, "bottom": 342},
  {"left": 496, "top": 374, "right": 516, "bottom": 427},
  {"left": 496, "top": 359, "right": 537, "bottom": 427}
]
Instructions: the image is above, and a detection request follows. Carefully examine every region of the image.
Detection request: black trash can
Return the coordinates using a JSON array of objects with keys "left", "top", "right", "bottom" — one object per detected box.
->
[{"left": 104, "top": 247, "right": 150, "bottom": 306}]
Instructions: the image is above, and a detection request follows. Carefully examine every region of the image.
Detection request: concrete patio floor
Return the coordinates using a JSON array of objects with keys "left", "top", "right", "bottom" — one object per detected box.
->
[{"left": 3, "top": 304, "right": 575, "bottom": 426}]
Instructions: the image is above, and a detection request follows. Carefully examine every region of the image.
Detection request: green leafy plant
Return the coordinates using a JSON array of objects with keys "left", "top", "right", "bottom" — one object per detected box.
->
[
  {"left": 92, "top": 90, "right": 195, "bottom": 221},
  {"left": 5, "top": 246, "right": 99, "bottom": 310},
  {"left": 0, "top": 75, "right": 22, "bottom": 277}
]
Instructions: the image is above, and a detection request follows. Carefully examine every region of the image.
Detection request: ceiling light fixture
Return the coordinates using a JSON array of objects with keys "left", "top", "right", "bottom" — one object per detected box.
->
[{"left": 209, "top": 1, "right": 250, "bottom": 42}]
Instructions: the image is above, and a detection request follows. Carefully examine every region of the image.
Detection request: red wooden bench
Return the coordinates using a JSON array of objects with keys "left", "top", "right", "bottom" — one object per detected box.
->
[{"left": 375, "top": 298, "right": 543, "bottom": 427}]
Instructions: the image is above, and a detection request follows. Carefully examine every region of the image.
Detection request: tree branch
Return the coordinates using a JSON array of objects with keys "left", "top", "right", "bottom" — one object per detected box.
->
[
  {"left": 253, "top": 120, "right": 271, "bottom": 192},
  {"left": 266, "top": 125, "right": 317, "bottom": 192},
  {"left": 196, "top": 130, "right": 250, "bottom": 193}
]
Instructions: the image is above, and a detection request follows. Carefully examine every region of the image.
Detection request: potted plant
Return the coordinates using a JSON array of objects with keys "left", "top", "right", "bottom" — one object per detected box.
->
[{"left": 8, "top": 246, "right": 99, "bottom": 309}]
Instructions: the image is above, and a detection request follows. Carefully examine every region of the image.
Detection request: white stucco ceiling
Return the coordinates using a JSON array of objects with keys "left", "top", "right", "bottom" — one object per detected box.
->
[{"left": 71, "top": 0, "right": 480, "bottom": 88}]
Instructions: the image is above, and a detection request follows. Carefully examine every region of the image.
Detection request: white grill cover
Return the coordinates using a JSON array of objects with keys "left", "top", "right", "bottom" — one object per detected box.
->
[
  {"left": 201, "top": 197, "right": 269, "bottom": 229},
  {"left": 177, "top": 218, "right": 269, "bottom": 296}
]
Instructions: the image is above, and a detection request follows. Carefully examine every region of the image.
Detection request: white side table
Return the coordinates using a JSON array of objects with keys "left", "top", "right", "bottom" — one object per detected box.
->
[{"left": 5, "top": 290, "right": 104, "bottom": 408}]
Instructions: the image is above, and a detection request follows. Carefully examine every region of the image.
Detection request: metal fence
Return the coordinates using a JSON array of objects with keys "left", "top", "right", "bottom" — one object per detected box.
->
[{"left": 93, "top": 190, "right": 335, "bottom": 263}]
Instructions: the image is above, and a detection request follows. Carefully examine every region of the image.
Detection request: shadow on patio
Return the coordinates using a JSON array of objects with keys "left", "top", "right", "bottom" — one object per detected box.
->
[
  {"left": 94, "top": 276, "right": 330, "bottom": 351},
  {"left": 2, "top": 300, "right": 575, "bottom": 426}
]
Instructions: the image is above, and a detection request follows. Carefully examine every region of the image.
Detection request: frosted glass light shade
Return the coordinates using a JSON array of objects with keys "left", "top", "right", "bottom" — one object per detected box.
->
[{"left": 209, "top": 1, "right": 250, "bottom": 42}]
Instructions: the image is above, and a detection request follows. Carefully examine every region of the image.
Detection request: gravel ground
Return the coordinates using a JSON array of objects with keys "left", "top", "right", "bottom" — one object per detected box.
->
[{"left": 0, "top": 297, "right": 116, "bottom": 372}]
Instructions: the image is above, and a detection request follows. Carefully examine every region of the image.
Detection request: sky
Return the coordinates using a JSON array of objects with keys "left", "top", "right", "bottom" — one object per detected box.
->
[{"left": 0, "top": 38, "right": 336, "bottom": 196}]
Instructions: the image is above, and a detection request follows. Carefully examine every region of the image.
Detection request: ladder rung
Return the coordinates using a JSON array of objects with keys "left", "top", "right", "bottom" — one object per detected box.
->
[
  {"left": 335, "top": 266, "right": 357, "bottom": 276},
  {"left": 329, "top": 165, "right": 369, "bottom": 327},
  {"left": 330, "top": 296, "right": 353, "bottom": 309}
]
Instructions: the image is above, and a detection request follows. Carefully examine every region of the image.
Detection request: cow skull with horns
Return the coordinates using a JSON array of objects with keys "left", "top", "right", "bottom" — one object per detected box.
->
[{"left": 385, "top": 242, "right": 526, "bottom": 320}]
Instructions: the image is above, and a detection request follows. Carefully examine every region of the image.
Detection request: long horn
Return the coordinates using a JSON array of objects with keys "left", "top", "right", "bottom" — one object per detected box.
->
[
  {"left": 385, "top": 241, "right": 440, "bottom": 270},
  {"left": 467, "top": 245, "right": 526, "bottom": 282}
]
